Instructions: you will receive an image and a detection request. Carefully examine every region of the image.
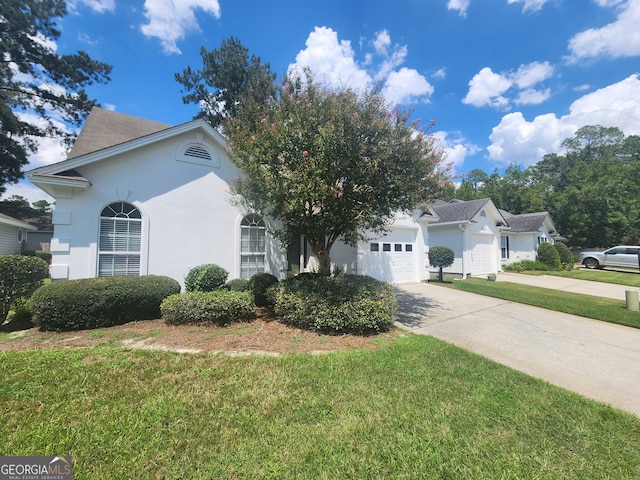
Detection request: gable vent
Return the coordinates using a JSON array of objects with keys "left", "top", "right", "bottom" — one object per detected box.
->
[{"left": 184, "top": 145, "right": 211, "bottom": 161}]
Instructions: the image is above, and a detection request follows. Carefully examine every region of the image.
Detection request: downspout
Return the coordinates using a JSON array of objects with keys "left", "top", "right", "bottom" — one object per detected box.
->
[{"left": 459, "top": 223, "right": 469, "bottom": 279}]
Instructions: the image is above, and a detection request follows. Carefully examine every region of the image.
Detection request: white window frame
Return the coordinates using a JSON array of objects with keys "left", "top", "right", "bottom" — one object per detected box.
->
[
  {"left": 98, "top": 202, "right": 142, "bottom": 277},
  {"left": 501, "top": 235, "right": 510, "bottom": 260},
  {"left": 240, "top": 214, "right": 266, "bottom": 279}
]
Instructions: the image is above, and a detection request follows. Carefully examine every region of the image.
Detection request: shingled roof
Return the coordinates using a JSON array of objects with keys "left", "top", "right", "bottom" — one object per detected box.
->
[
  {"left": 500, "top": 210, "right": 550, "bottom": 233},
  {"left": 428, "top": 198, "right": 495, "bottom": 224},
  {"left": 68, "top": 107, "right": 171, "bottom": 158}
]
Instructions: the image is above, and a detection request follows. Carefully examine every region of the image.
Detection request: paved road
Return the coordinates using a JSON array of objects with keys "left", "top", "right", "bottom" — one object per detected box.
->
[{"left": 394, "top": 274, "right": 640, "bottom": 417}]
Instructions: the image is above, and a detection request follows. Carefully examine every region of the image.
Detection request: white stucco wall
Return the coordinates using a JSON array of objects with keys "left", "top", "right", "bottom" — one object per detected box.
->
[{"left": 49, "top": 129, "right": 287, "bottom": 286}]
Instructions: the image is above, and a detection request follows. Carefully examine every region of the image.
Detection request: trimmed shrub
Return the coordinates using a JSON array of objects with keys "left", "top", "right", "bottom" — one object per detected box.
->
[
  {"left": 248, "top": 273, "right": 279, "bottom": 306},
  {"left": 23, "top": 250, "right": 52, "bottom": 264},
  {"left": 428, "top": 246, "right": 455, "bottom": 282},
  {"left": 553, "top": 242, "right": 575, "bottom": 268},
  {"left": 271, "top": 274, "right": 397, "bottom": 335},
  {"left": 0, "top": 255, "right": 49, "bottom": 323},
  {"left": 30, "top": 275, "right": 181, "bottom": 331},
  {"left": 184, "top": 264, "right": 229, "bottom": 292},
  {"left": 537, "top": 242, "right": 561, "bottom": 269},
  {"left": 222, "top": 278, "right": 251, "bottom": 292},
  {"left": 161, "top": 290, "right": 255, "bottom": 325},
  {"left": 503, "top": 260, "right": 549, "bottom": 272}
]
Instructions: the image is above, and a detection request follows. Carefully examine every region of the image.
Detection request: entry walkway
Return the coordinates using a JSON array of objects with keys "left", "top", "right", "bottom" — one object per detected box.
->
[{"left": 394, "top": 275, "right": 640, "bottom": 417}]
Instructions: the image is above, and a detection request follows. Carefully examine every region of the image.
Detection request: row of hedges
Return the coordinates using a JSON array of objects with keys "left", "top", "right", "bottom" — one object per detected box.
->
[{"left": 16, "top": 260, "right": 397, "bottom": 335}]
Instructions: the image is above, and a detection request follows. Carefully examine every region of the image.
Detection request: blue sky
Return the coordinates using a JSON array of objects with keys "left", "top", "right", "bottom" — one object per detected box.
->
[{"left": 6, "top": 0, "right": 640, "bottom": 203}]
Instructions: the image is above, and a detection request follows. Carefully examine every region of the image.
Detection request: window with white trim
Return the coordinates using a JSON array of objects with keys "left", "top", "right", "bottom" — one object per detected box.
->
[
  {"left": 501, "top": 235, "right": 510, "bottom": 260},
  {"left": 98, "top": 202, "right": 142, "bottom": 276},
  {"left": 240, "top": 214, "right": 266, "bottom": 279}
]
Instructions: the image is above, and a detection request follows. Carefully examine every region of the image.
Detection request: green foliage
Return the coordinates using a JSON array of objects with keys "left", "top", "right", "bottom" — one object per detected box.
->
[
  {"left": 221, "top": 278, "right": 251, "bottom": 292},
  {"left": 226, "top": 69, "right": 450, "bottom": 272},
  {"left": 503, "top": 261, "right": 549, "bottom": 272},
  {"left": 184, "top": 264, "right": 229, "bottom": 292},
  {"left": 536, "top": 242, "right": 561, "bottom": 269},
  {"left": 176, "top": 36, "right": 276, "bottom": 128},
  {"left": 248, "top": 273, "right": 279, "bottom": 306},
  {"left": 0, "top": 255, "right": 49, "bottom": 323},
  {"left": 30, "top": 276, "right": 180, "bottom": 331},
  {"left": 271, "top": 274, "right": 397, "bottom": 334},
  {"left": 553, "top": 242, "right": 575, "bottom": 267},
  {"left": 161, "top": 290, "right": 255, "bottom": 326},
  {"left": 428, "top": 245, "right": 455, "bottom": 282},
  {"left": 22, "top": 250, "right": 52, "bottom": 264},
  {"left": 0, "top": 0, "right": 111, "bottom": 193}
]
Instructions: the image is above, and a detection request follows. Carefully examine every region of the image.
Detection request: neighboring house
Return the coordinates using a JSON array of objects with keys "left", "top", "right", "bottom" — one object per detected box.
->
[
  {"left": 424, "top": 198, "right": 507, "bottom": 278},
  {"left": 0, "top": 202, "right": 53, "bottom": 252},
  {"left": 0, "top": 213, "right": 37, "bottom": 255},
  {"left": 499, "top": 210, "right": 560, "bottom": 266},
  {"left": 423, "top": 198, "right": 561, "bottom": 278}
]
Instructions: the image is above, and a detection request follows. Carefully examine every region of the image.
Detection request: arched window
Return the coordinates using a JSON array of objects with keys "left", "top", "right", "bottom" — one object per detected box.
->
[
  {"left": 98, "top": 202, "right": 142, "bottom": 276},
  {"left": 240, "top": 214, "right": 265, "bottom": 279}
]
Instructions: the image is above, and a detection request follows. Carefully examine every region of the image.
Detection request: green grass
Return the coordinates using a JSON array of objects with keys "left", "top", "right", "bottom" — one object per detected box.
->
[
  {"left": 454, "top": 278, "right": 640, "bottom": 329},
  {"left": 528, "top": 268, "right": 640, "bottom": 288},
  {"left": 1, "top": 337, "right": 639, "bottom": 479}
]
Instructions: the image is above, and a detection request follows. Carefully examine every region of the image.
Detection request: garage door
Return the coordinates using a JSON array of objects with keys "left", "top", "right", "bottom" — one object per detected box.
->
[
  {"left": 471, "top": 235, "right": 494, "bottom": 275},
  {"left": 391, "top": 241, "right": 416, "bottom": 283}
]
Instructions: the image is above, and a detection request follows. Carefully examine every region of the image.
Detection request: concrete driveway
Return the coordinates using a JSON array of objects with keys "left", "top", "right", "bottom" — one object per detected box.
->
[{"left": 394, "top": 275, "right": 640, "bottom": 417}]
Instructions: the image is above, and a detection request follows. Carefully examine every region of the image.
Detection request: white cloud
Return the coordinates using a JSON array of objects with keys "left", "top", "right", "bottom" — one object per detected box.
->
[
  {"left": 507, "top": 0, "right": 552, "bottom": 12},
  {"left": 289, "top": 27, "right": 434, "bottom": 105},
  {"left": 433, "top": 131, "right": 480, "bottom": 173},
  {"left": 462, "top": 67, "right": 512, "bottom": 108},
  {"left": 1, "top": 181, "right": 55, "bottom": 204},
  {"left": 432, "top": 67, "right": 447, "bottom": 80},
  {"left": 289, "top": 27, "right": 371, "bottom": 90},
  {"left": 487, "top": 74, "right": 640, "bottom": 166},
  {"left": 463, "top": 62, "right": 554, "bottom": 109},
  {"left": 447, "top": 0, "right": 470, "bottom": 17},
  {"left": 383, "top": 68, "right": 434, "bottom": 105},
  {"left": 512, "top": 61, "right": 554, "bottom": 88},
  {"left": 140, "top": 0, "right": 221, "bottom": 55},
  {"left": 567, "top": 0, "right": 640, "bottom": 61},
  {"left": 68, "top": 0, "right": 115, "bottom": 13},
  {"left": 515, "top": 88, "right": 551, "bottom": 105}
]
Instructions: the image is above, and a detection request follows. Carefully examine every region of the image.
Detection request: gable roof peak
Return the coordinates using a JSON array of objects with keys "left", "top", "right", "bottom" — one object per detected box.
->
[{"left": 68, "top": 107, "right": 171, "bottom": 158}]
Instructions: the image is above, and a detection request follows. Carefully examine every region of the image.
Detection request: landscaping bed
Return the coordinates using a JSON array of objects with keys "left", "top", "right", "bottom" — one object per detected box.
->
[{"left": 0, "top": 308, "right": 400, "bottom": 355}]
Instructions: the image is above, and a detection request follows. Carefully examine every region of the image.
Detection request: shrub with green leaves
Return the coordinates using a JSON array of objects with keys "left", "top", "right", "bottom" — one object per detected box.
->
[
  {"left": 222, "top": 278, "right": 251, "bottom": 292},
  {"left": 553, "top": 242, "right": 575, "bottom": 268},
  {"left": 0, "top": 255, "right": 49, "bottom": 323},
  {"left": 161, "top": 290, "right": 255, "bottom": 325},
  {"left": 271, "top": 274, "right": 396, "bottom": 335},
  {"left": 30, "top": 275, "right": 180, "bottom": 331},
  {"left": 248, "top": 273, "right": 279, "bottom": 306},
  {"left": 184, "top": 264, "right": 229, "bottom": 292},
  {"left": 537, "top": 242, "right": 561, "bottom": 269},
  {"left": 428, "top": 245, "right": 455, "bottom": 282},
  {"left": 504, "top": 260, "right": 549, "bottom": 272}
]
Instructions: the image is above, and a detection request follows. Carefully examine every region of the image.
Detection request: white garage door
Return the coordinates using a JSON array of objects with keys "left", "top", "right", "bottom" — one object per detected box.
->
[
  {"left": 471, "top": 234, "right": 495, "bottom": 275},
  {"left": 363, "top": 229, "right": 417, "bottom": 284}
]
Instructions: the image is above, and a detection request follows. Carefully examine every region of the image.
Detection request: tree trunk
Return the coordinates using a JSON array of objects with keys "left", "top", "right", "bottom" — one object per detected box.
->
[{"left": 316, "top": 251, "right": 332, "bottom": 276}]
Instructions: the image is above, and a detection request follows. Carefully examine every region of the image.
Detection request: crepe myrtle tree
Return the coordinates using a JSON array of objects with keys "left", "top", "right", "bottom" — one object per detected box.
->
[{"left": 226, "top": 70, "right": 451, "bottom": 274}]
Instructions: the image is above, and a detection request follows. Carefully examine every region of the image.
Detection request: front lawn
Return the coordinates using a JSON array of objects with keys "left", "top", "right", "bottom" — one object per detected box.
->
[
  {"left": 1, "top": 337, "right": 639, "bottom": 479},
  {"left": 528, "top": 268, "right": 640, "bottom": 288},
  {"left": 454, "top": 278, "right": 640, "bottom": 329}
]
